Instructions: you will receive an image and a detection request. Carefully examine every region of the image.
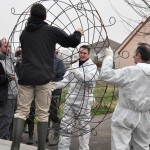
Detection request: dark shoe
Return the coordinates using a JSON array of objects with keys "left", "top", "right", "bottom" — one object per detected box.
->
[
  {"left": 26, "top": 134, "right": 34, "bottom": 145},
  {"left": 10, "top": 118, "right": 25, "bottom": 150}
]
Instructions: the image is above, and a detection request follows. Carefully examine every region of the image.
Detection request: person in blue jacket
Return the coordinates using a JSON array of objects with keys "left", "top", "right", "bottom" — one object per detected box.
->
[{"left": 48, "top": 51, "right": 66, "bottom": 146}]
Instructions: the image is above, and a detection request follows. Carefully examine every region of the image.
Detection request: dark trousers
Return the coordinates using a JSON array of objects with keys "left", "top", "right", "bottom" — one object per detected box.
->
[
  {"left": 0, "top": 99, "right": 17, "bottom": 140},
  {"left": 48, "top": 95, "right": 60, "bottom": 127}
]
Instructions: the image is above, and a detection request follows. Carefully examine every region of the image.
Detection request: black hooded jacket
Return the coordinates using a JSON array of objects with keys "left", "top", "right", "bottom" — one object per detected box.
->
[
  {"left": 0, "top": 62, "right": 8, "bottom": 103},
  {"left": 19, "top": 16, "right": 81, "bottom": 85}
]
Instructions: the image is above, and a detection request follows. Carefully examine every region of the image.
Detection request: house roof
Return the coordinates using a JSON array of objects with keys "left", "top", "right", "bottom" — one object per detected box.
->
[
  {"left": 116, "top": 16, "right": 150, "bottom": 55},
  {"left": 88, "top": 39, "right": 120, "bottom": 54}
]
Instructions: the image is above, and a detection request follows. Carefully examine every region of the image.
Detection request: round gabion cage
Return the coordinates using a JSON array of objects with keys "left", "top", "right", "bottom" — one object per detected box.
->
[{"left": 9, "top": 0, "right": 117, "bottom": 137}]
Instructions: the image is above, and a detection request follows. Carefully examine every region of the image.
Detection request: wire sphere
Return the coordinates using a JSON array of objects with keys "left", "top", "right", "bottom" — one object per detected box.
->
[
  {"left": 10, "top": 0, "right": 110, "bottom": 55},
  {"left": 9, "top": 0, "right": 117, "bottom": 137}
]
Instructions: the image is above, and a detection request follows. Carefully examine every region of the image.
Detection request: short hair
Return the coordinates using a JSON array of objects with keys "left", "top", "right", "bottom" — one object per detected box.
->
[
  {"left": 0, "top": 38, "right": 8, "bottom": 48},
  {"left": 136, "top": 43, "right": 150, "bottom": 62},
  {"left": 15, "top": 50, "right": 22, "bottom": 57},
  {"left": 30, "top": 3, "right": 46, "bottom": 20},
  {"left": 79, "top": 45, "right": 90, "bottom": 53}
]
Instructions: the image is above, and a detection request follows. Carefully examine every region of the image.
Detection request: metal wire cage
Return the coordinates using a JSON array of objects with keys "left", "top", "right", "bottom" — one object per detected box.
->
[{"left": 8, "top": 0, "right": 117, "bottom": 137}]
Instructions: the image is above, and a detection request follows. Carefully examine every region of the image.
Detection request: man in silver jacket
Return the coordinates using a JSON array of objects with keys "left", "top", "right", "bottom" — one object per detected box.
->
[
  {"left": 56, "top": 45, "right": 99, "bottom": 150},
  {"left": 100, "top": 43, "right": 150, "bottom": 150}
]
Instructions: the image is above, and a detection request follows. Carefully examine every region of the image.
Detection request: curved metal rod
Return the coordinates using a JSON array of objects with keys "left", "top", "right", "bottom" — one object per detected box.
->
[
  {"left": 105, "top": 16, "right": 116, "bottom": 27},
  {"left": 115, "top": 50, "right": 130, "bottom": 60},
  {"left": 11, "top": 7, "right": 30, "bottom": 15}
]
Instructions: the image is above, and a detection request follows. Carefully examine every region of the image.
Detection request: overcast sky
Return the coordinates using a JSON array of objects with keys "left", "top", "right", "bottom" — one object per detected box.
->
[{"left": 0, "top": 0, "right": 141, "bottom": 44}]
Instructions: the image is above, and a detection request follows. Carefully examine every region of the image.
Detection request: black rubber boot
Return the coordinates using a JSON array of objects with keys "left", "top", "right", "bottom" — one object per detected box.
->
[
  {"left": 26, "top": 132, "right": 34, "bottom": 145},
  {"left": 26, "top": 119, "right": 34, "bottom": 145},
  {"left": 37, "top": 122, "right": 48, "bottom": 150},
  {"left": 10, "top": 118, "right": 25, "bottom": 150}
]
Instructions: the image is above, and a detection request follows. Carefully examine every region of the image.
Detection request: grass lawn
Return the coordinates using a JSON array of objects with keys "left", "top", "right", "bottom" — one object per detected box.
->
[{"left": 59, "top": 82, "right": 118, "bottom": 116}]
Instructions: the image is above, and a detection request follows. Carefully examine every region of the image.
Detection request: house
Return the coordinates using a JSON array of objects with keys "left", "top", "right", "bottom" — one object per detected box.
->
[{"left": 115, "top": 16, "right": 150, "bottom": 68}]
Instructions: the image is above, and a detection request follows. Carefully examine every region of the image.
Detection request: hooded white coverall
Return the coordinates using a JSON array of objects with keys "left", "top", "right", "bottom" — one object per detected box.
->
[
  {"left": 100, "top": 55, "right": 150, "bottom": 150},
  {"left": 57, "top": 58, "right": 99, "bottom": 150}
]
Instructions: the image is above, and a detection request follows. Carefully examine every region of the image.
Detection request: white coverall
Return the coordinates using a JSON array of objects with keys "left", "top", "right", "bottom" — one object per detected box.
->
[
  {"left": 57, "top": 58, "right": 99, "bottom": 150},
  {"left": 100, "top": 55, "right": 150, "bottom": 150}
]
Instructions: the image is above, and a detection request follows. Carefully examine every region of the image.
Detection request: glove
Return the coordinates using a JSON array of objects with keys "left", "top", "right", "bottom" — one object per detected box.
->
[{"left": 105, "top": 46, "right": 113, "bottom": 57}]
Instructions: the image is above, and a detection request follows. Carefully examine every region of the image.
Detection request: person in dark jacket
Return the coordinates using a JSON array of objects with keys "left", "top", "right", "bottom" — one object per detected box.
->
[
  {"left": 0, "top": 39, "right": 17, "bottom": 140},
  {"left": 10, "top": 3, "right": 84, "bottom": 150},
  {"left": 48, "top": 52, "right": 66, "bottom": 146},
  {"left": 15, "top": 47, "right": 35, "bottom": 145},
  {"left": 14, "top": 46, "right": 22, "bottom": 79}
]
